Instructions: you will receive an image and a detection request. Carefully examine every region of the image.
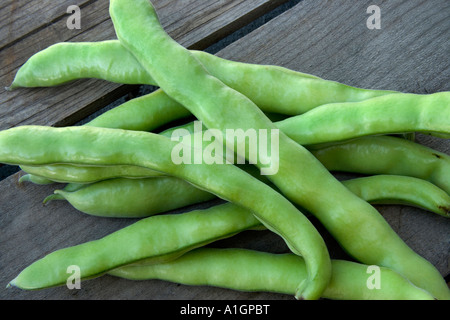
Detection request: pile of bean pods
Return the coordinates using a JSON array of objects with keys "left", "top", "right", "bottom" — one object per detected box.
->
[{"left": 2, "top": 0, "right": 449, "bottom": 300}]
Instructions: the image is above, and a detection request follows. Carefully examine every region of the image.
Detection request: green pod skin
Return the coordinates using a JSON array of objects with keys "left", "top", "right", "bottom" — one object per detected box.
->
[
  {"left": 8, "top": 203, "right": 263, "bottom": 290},
  {"left": 312, "top": 135, "right": 450, "bottom": 195},
  {"left": 46, "top": 174, "right": 450, "bottom": 218},
  {"left": 110, "top": 248, "right": 435, "bottom": 300},
  {"left": 342, "top": 175, "right": 450, "bottom": 218},
  {"left": 44, "top": 177, "right": 217, "bottom": 218},
  {"left": 110, "top": 0, "right": 449, "bottom": 300},
  {"left": 0, "top": 125, "right": 329, "bottom": 301},
  {"left": 8, "top": 40, "right": 394, "bottom": 116}
]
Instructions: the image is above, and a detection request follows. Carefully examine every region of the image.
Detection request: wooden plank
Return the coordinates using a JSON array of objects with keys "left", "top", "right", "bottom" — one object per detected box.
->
[
  {"left": 1, "top": 0, "right": 449, "bottom": 301},
  {"left": 0, "top": 0, "right": 90, "bottom": 49},
  {"left": 0, "top": 0, "right": 288, "bottom": 130},
  {"left": 216, "top": 0, "right": 450, "bottom": 93}
]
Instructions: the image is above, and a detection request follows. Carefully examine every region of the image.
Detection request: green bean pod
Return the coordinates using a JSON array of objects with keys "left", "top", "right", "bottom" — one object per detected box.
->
[
  {"left": 0, "top": 125, "right": 330, "bottom": 300},
  {"left": 110, "top": 248, "right": 435, "bottom": 300},
  {"left": 45, "top": 174, "right": 450, "bottom": 218},
  {"left": 8, "top": 203, "right": 263, "bottom": 290},
  {"left": 43, "top": 176, "right": 217, "bottom": 218},
  {"left": 312, "top": 135, "right": 450, "bottom": 195},
  {"left": 342, "top": 175, "right": 450, "bottom": 217},
  {"left": 278, "top": 92, "right": 450, "bottom": 145},
  {"left": 8, "top": 40, "right": 394, "bottom": 116}
]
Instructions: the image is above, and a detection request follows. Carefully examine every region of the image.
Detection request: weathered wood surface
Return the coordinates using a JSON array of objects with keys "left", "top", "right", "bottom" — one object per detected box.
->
[{"left": 1, "top": 0, "right": 449, "bottom": 300}]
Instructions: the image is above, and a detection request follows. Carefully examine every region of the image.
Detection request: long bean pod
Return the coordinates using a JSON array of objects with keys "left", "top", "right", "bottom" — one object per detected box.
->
[
  {"left": 311, "top": 135, "right": 450, "bottom": 195},
  {"left": 278, "top": 92, "right": 450, "bottom": 145},
  {"left": 44, "top": 174, "right": 450, "bottom": 218},
  {"left": 110, "top": 247, "right": 435, "bottom": 300},
  {"left": 44, "top": 176, "right": 217, "bottom": 218},
  {"left": 8, "top": 40, "right": 394, "bottom": 116},
  {"left": 8, "top": 203, "right": 263, "bottom": 290}
]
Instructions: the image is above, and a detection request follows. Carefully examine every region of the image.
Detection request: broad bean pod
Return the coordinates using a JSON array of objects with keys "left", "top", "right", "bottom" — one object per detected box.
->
[
  {"left": 44, "top": 176, "right": 217, "bottom": 218},
  {"left": 311, "top": 135, "right": 450, "bottom": 195},
  {"left": 44, "top": 174, "right": 450, "bottom": 218},
  {"left": 0, "top": 125, "right": 329, "bottom": 300},
  {"left": 110, "top": 247, "right": 435, "bottom": 300},
  {"left": 8, "top": 40, "right": 395, "bottom": 116},
  {"left": 341, "top": 175, "right": 450, "bottom": 217},
  {"left": 278, "top": 92, "right": 450, "bottom": 145},
  {"left": 8, "top": 203, "right": 263, "bottom": 290}
]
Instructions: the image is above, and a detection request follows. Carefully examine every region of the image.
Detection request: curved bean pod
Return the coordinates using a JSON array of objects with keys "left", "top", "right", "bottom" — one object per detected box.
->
[
  {"left": 109, "top": 248, "right": 435, "bottom": 300},
  {"left": 341, "top": 175, "right": 450, "bottom": 217},
  {"left": 279, "top": 92, "right": 450, "bottom": 145},
  {"left": 43, "top": 176, "right": 217, "bottom": 218},
  {"left": 8, "top": 203, "right": 263, "bottom": 290},
  {"left": 0, "top": 125, "right": 329, "bottom": 300},
  {"left": 8, "top": 40, "right": 394, "bottom": 116},
  {"left": 45, "top": 174, "right": 450, "bottom": 218},
  {"left": 312, "top": 135, "right": 450, "bottom": 195}
]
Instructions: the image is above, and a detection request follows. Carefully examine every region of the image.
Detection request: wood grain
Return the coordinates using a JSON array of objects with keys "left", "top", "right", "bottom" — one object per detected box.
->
[{"left": 0, "top": 0, "right": 449, "bottom": 300}]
